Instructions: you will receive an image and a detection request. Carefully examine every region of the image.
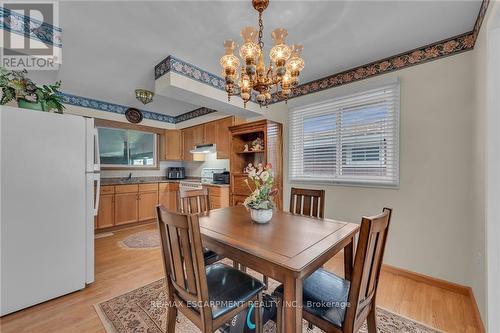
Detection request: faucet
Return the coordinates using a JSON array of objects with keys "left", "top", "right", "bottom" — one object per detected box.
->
[{"left": 122, "top": 172, "right": 132, "bottom": 181}]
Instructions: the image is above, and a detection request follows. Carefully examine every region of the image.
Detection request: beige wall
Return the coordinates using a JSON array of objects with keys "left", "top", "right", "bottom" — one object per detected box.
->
[{"left": 279, "top": 51, "right": 476, "bottom": 291}]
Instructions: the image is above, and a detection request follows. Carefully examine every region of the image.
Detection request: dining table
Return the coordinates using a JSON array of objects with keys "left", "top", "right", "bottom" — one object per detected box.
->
[{"left": 198, "top": 206, "right": 360, "bottom": 333}]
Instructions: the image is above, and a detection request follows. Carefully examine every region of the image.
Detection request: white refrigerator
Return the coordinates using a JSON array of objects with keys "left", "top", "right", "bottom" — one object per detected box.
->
[{"left": 0, "top": 106, "right": 100, "bottom": 316}]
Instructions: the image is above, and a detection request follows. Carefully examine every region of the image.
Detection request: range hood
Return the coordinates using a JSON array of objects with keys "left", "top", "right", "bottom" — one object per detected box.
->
[{"left": 190, "top": 143, "right": 216, "bottom": 154}]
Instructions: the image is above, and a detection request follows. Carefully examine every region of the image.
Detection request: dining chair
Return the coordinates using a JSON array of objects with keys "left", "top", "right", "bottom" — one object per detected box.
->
[
  {"left": 156, "top": 206, "right": 265, "bottom": 333},
  {"left": 274, "top": 208, "right": 393, "bottom": 333},
  {"left": 177, "top": 188, "right": 219, "bottom": 265},
  {"left": 289, "top": 187, "right": 325, "bottom": 218}
]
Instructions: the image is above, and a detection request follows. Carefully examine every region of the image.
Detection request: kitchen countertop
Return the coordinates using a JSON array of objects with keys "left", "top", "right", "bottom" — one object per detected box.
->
[{"left": 100, "top": 176, "right": 230, "bottom": 187}]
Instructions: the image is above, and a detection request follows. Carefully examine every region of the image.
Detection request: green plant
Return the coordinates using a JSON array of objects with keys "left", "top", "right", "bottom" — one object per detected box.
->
[
  {"left": 243, "top": 163, "right": 278, "bottom": 210},
  {"left": 0, "top": 66, "right": 65, "bottom": 113},
  {"left": 35, "top": 81, "right": 65, "bottom": 113}
]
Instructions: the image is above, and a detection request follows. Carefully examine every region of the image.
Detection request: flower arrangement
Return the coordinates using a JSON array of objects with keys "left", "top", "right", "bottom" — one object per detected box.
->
[
  {"left": 243, "top": 162, "right": 278, "bottom": 210},
  {"left": 0, "top": 67, "right": 65, "bottom": 113}
]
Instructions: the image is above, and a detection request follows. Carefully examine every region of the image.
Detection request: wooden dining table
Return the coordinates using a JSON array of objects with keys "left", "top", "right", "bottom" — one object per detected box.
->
[{"left": 198, "top": 206, "right": 360, "bottom": 333}]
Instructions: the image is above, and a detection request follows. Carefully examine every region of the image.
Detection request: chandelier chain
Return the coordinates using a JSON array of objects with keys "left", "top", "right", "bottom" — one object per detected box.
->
[{"left": 258, "top": 11, "right": 264, "bottom": 50}]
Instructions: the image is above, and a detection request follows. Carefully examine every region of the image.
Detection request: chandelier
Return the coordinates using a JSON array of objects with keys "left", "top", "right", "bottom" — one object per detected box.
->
[{"left": 219, "top": 0, "right": 304, "bottom": 107}]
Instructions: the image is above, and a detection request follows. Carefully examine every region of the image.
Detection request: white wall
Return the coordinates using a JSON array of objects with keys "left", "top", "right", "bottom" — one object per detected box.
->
[
  {"left": 473, "top": 2, "right": 500, "bottom": 328},
  {"left": 279, "top": 51, "right": 476, "bottom": 291}
]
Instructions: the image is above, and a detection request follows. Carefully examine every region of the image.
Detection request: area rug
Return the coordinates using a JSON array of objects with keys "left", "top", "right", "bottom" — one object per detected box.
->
[
  {"left": 119, "top": 230, "right": 160, "bottom": 249},
  {"left": 95, "top": 262, "right": 443, "bottom": 333}
]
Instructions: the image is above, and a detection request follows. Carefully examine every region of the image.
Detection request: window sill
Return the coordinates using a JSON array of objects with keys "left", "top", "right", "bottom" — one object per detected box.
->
[{"left": 289, "top": 178, "right": 400, "bottom": 190}]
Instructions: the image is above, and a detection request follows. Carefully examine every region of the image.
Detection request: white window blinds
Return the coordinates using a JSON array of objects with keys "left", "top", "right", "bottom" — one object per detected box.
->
[{"left": 289, "top": 84, "right": 400, "bottom": 187}]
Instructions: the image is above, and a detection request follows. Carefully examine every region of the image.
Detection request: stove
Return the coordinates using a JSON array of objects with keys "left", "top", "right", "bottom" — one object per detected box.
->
[{"left": 179, "top": 180, "right": 203, "bottom": 191}]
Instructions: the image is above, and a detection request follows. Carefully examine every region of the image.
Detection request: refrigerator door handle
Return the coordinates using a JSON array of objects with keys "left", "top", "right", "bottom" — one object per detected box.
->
[
  {"left": 94, "top": 128, "right": 100, "bottom": 172},
  {"left": 94, "top": 174, "right": 100, "bottom": 216}
]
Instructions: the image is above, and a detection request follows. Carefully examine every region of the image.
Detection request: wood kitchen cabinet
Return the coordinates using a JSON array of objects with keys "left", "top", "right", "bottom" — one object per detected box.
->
[
  {"left": 138, "top": 184, "right": 159, "bottom": 221},
  {"left": 204, "top": 121, "right": 217, "bottom": 146},
  {"left": 182, "top": 125, "right": 204, "bottom": 161},
  {"left": 158, "top": 182, "right": 179, "bottom": 212},
  {"left": 205, "top": 185, "right": 230, "bottom": 209},
  {"left": 216, "top": 116, "right": 234, "bottom": 159},
  {"left": 114, "top": 192, "right": 139, "bottom": 225},
  {"left": 96, "top": 186, "right": 115, "bottom": 229},
  {"left": 163, "top": 129, "right": 183, "bottom": 161}
]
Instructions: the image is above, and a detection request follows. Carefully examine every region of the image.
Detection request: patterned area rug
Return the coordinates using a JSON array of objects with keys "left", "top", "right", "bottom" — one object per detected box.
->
[
  {"left": 95, "top": 261, "right": 442, "bottom": 333},
  {"left": 119, "top": 230, "right": 160, "bottom": 249}
]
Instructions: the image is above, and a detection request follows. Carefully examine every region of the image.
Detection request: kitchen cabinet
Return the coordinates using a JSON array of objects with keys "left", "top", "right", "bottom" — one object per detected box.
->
[
  {"left": 204, "top": 121, "right": 217, "bottom": 145},
  {"left": 159, "top": 182, "right": 179, "bottom": 212},
  {"left": 216, "top": 116, "right": 234, "bottom": 159},
  {"left": 205, "top": 185, "right": 230, "bottom": 209},
  {"left": 163, "top": 129, "right": 183, "bottom": 161},
  {"left": 96, "top": 193, "right": 114, "bottom": 229},
  {"left": 114, "top": 192, "right": 139, "bottom": 225},
  {"left": 182, "top": 125, "right": 204, "bottom": 161},
  {"left": 138, "top": 184, "right": 159, "bottom": 221}
]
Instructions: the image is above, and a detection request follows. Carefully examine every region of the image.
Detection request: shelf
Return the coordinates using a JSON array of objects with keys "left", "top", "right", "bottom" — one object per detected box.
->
[{"left": 236, "top": 150, "right": 265, "bottom": 154}]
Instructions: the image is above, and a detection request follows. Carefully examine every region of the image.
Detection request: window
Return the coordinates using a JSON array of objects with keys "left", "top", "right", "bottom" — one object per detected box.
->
[
  {"left": 289, "top": 84, "right": 399, "bottom": 187},
  {"left": 97, "top": 127, "right": 157, "bottom": 168}
]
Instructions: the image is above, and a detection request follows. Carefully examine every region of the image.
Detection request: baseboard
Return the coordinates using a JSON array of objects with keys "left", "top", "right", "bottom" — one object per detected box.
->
[
  {"left": 95, "top": 220, "right": 156, "bottom": 234},
  {"left": 467, "top": 287, "right": 486, "bottom": 333},
  {"left": 382, "top": 264, "right": 469, "bottom": 295},
  {"left": 382, "top": 264, "right": 485, "bottom": 332}
]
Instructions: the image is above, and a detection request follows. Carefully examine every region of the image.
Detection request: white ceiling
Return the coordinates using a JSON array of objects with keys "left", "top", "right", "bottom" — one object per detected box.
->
[{"left": 32, "top": 0, "right": 481, "bottom": 117}]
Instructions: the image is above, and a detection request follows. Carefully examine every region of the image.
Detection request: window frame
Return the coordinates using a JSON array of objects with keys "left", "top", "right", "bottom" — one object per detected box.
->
[
  {"left": 97, "top": 126, "right": 159, "bottom": 170},
  {"left": 288, "top": 83, "right": 400, "bottom": 188}
]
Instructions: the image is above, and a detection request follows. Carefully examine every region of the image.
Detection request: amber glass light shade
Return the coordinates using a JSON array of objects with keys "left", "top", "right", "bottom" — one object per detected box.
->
[
  {"left": 286, "top": 44, "right": 304, "bottom": 76},
  {"left": 220, "top": 40, "right": 240, "bottom": 78}
]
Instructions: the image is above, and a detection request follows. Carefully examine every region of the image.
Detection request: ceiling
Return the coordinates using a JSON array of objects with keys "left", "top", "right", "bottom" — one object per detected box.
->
[{"left": 31, "top": 0, "right": 482, "bottom": 117}]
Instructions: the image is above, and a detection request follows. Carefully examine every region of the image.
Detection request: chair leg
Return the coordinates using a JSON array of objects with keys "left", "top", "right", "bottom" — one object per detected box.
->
[
  {"left": 166, "top": 305, "right": 177, "bottom": 333},
  {"left": 366, "top": 305, "right": 377, "bottom": 333},
  {"left": 307, "top": 322, "right": 314, "bottom": 330},
  {"left": 255, "top": 293, "right": 263, "bottom": 333},
  {"left": 263, "top": 275, "right": 269, "bottom": 289}
]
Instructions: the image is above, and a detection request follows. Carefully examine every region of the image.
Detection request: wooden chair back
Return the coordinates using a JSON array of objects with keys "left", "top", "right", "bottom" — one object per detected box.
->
[
  {"left": 178, "top": 188, "right": 210, "bottom": 215},
  {"left": 156, "top": 206, "right": 212, "bottom": 326},
  {"left": 344, "top": 207, "right": 392, "bottom": 332},
  {"left": 289, "top": 187, "right": 325, "bottom": 218}
]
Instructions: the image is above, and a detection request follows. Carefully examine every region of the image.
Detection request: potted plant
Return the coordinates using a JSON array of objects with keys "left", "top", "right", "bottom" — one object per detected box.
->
[
  {"left": 243, "top": 162, "right": 278, "bottom": 224},
  {"left": 0, "top": 67, "right": 65, "bottom": 113}
]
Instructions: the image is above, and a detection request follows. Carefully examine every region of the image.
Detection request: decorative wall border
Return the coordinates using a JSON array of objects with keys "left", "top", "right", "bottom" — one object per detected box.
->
[
  {"left": 154, "top": 0, "right": 489, "bottom": 105},
  {"left": 0, "top": 6, "right": 63, "bottom": 48},
  {"left": 59, "top": 92, "right": 216, "bottom": 124},
  {"left": 155, "top": 55, "right": 226, "bottom": 91}
]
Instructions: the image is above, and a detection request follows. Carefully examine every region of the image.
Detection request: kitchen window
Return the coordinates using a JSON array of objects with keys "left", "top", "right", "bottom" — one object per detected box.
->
[
  {"left": 289, "top": 83, "right": 400, "bottom": 187},
  {"left": 97, "top": 127, "right": 157, "bottom": 168}
]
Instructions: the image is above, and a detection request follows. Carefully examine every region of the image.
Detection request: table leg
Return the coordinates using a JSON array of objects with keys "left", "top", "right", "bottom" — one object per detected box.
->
[
  {"left": 344, "top": 237, "right": 354, "bottom": 281},
  {"left": 283, "top": 275, "right": 303, "bottom": 333}
]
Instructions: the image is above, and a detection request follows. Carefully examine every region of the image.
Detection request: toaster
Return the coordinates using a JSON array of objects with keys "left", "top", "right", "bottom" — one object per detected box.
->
[{"left": 167, "top": 167, "right": 185, "bottom": 179}]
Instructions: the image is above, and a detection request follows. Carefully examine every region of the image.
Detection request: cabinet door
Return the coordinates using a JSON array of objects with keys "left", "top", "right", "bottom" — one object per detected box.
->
[
  {"left": 138, "top": 191, "right": 158, "bottom": 221},
  {"left": 204, "top": 121, "right": 217, "bottom": 145},
  {"left": 216, "top": 117, "right": 234, "bottom": 159},
  {"left": 115, "top": 193, "right": 138, "bottom": 225},
  {"left": 96, "top": 194, "right": 114, "bottom": 229},
  {"left": 165, "top": 129, "right": 183, "bottom": 160},
  {"left": 159, "top": 184, "right": 179, "bottom": 212},
  {"left": 182, "top": 125, "right": 204, "bottom": 161}
]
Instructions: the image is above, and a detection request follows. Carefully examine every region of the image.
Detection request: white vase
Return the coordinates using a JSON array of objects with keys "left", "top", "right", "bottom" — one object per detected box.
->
[{"left": 250, "top": 208, "right": 273, "bottom": 224}]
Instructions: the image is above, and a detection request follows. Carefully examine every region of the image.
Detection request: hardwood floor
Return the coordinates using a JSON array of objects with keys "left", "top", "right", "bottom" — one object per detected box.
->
[{"left": 0, "top": 223, "right": 481, "bottom": 333}]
